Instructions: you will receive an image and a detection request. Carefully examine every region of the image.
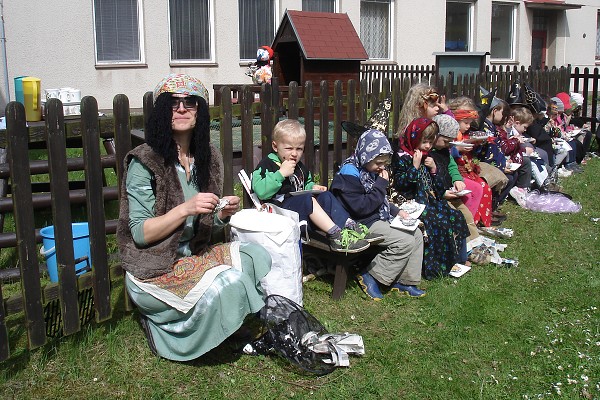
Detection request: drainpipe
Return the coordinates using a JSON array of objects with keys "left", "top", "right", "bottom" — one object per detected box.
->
[{"left": 0, "top": 1, "right": 9, "bottom": 102}]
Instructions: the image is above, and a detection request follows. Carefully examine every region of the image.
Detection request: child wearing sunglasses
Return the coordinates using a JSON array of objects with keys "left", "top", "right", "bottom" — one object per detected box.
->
[{"left": 396, "top": 83, "right": 445, "bottom": 137}]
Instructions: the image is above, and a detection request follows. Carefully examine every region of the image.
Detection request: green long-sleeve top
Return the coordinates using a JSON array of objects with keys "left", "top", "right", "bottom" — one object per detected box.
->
[
  {"left": 126, "top": 157, "right": 225, "bottom": 257},
  {"left": 251, "top": 152, "right": 315, "bottom": 202},
  {"left": 448, "top": 156, "right": 463, "bottom": 183}
]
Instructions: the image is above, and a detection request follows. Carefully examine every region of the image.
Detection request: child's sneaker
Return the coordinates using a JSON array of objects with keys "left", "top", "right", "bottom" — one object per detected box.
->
[
  {"left": 354, "top": 223, "right": 385, "bottom": 244},
  {"left": 329, "top": 228, "right": 370, "bottom": 253},
  {"left": 509, "top": 186, "right": 528, "bottom": 208}
]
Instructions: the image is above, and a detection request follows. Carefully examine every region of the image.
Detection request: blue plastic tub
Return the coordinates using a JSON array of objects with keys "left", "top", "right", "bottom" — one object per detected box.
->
[{"left": 40, "top": 222, "right": 92, "bottom": 282}]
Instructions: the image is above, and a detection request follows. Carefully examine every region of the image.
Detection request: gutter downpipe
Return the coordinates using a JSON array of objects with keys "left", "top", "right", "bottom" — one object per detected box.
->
[{"left": 0, "top": 1, "right": 9, "bottom": 102}]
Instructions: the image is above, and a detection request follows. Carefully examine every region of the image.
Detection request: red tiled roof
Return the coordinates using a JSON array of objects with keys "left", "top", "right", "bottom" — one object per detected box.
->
[{"left": 284, "top": 10, "right": 368, "bottom": 60}]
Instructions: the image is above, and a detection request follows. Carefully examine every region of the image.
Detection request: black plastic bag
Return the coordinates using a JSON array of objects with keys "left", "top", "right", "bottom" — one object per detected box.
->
[{"left": 248, "top": 295, "right": 336, "bottom": 375}]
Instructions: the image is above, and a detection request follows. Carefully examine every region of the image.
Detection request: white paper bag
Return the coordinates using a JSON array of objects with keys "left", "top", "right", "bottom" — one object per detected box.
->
[{"left": 230, "top": 207, "right": 303, "bottom": 305}]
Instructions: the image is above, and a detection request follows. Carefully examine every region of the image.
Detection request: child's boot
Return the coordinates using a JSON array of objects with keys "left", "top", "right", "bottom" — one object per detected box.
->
[{"left": 356, "top": 270, "right": 383, "bottom": 301}]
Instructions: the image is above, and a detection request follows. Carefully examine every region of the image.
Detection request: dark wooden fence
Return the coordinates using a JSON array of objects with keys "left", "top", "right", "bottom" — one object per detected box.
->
[{"left": 0, "top": 64, "right": 594, "bottom": 361}]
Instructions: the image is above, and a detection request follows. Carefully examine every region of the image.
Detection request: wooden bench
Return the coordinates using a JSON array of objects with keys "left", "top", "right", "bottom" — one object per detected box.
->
[{"left": 301, "top": 232, "right": 378, "bottom": 300}]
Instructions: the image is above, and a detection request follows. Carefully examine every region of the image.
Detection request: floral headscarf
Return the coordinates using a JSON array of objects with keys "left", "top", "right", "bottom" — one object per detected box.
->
[
  {"left": 399, "top": 117, "right": 435, "bottom": 157},
  {"left": 153, "top": 73, "right": 209, "bottom": 104},
  {"left": 343, "top": 129, "right": 393, "bottom": 221}
]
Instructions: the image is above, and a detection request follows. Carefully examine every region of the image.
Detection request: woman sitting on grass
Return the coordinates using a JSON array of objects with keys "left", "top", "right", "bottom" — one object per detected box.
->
[{"left": 117, "top": 74, "right": 271, "bottom": 361}]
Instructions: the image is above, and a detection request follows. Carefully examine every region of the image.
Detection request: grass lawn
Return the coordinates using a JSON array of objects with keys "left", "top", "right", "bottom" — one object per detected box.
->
[{"left": 1, "top": 158, "right": 599, "bottom": 400}]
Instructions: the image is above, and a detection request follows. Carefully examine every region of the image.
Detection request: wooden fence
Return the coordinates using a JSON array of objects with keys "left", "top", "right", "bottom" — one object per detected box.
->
[
  {"left": 361, "top": 63, "right": 571, "bottom": 101},
  {"left": 0, "top": 64, "right": 595, "bottom": 361}
]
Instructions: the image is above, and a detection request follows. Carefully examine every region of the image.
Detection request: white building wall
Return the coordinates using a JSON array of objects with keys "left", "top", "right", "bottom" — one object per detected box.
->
[
  {"left": 562, "top": 4, "right": 599, "bottom": 69},
  {"left": 1, "top": 0, "right": 600, "bottom": 113}
]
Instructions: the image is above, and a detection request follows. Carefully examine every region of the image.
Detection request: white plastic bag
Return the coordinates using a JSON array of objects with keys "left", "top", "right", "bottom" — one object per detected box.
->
[{"left": 230, "top": 207, "right": 303, "bottom": 305}]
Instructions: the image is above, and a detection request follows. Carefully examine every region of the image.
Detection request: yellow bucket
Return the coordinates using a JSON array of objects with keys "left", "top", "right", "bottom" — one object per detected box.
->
[{"left": 22, "top": 76, "right": 42, "bottom": 122}]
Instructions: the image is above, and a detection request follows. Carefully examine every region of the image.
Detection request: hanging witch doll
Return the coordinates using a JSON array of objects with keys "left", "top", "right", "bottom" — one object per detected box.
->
[{"left": 246, "top": 45, "right": 273, "bottom": 85}]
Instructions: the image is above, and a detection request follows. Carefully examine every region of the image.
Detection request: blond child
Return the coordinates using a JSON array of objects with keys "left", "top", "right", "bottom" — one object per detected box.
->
[{"left": 252, "top": 119, "right": 376, "bottom": 252}]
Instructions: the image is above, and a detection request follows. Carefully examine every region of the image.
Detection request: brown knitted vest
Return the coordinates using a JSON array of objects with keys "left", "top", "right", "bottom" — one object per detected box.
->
[{"left": 116, "top": 143, "right": 224, "bottom": 280}]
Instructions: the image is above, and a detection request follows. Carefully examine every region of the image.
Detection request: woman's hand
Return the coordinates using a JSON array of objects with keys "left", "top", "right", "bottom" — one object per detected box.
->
[
  {"left": 182, "top": 192, "right": 220, "bottom": 216},
  {"left": 142, "top": 192, "right": 219, "bottom": 245},
  {"left": 413, "top": 149, "right": 423, "bottom": 168},
  {"left": 217, "top": 195, "right": 240, "bottom": 220},
  {"left": 312, "top": 184, "right": 328, "bottom": 191}
]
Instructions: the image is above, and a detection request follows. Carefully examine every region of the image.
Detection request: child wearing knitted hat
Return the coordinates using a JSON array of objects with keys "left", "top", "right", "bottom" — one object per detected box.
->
[{"left": 429, "top": 114, "right": 480, "bottom": 247}]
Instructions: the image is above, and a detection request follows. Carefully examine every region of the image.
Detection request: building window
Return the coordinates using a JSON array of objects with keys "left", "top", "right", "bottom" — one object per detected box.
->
[
  {"left": 596, "top": 12, "right": 600, "bottom": 60},
  {"left": 490, "top": 2, "right": 516, "bottom": 59},
  {"left": 445, "top": 1, "right": 473, "bottom": 52},
  {"left": 302, "top": 0, "right": 336, "bottom": 12},
  {"left": 169, "top": 0, "right": 213, "bottom": 62},
  {"left": 239, "top": 0, "right": 276, "bottom": 60},
  {"left": 93, "top": 0, "right": 143, "bottom": 64},
  {"left": 360, "top": 0, "right": 392, "bottom": 60}
]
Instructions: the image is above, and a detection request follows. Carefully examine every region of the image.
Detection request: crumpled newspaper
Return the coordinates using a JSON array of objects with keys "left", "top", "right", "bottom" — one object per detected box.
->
[
  {"left": 478, "top": 226, "right": 514, "bottom": 239},
  {"left": 478, "top": 236, "right": 518, "bottom": 267},
  {"left": 301, "top": 332, "right": 364, "bottom": 367}
]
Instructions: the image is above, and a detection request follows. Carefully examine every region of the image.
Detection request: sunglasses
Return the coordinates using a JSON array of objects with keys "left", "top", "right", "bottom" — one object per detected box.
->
[
  {"left": 421, "top": 91, "right": 440, "bottom": 102},
  {"left": 171, "top": 96, "right": 197, "bottom": 110}
]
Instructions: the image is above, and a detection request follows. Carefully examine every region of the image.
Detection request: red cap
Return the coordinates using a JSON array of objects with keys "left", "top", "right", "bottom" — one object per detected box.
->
[{"left": 261, "top": 46, "right": 274, "bottom": 60}]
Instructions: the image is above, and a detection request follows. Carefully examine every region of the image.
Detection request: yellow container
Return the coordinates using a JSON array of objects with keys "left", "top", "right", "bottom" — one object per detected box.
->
[{"left": 22, "top": 77, "right": 42, "bottom": 122}]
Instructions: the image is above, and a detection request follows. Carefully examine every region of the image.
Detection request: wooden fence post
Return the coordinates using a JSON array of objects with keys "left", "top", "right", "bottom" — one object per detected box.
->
[
  {"left": 7, "top": 101, "right": 46, "bottom": 350},
  {"left": 319, "top": 80, "right": 329, "bottom": 185},
  {"left": 304, "top": 81, "right": 315, "bottom": 173},
  {"left": 219, "top": 86, "right": 234, "bottom": 196},
  {"left": 82, "top": 96, "right": 111, "bottom": 323},
  {"left": 46, "top": 98, "right": 81, "bottom": 336},
  {"left": 287, "top": 81, "right": 299, "bottom": 121},
  {"left": 333, "top": 80, "right": 343, "bottom": 172},
  {"left": 240, "top": 85, "right": 255, "bottom": 208},
  {"left": 260, "top": 83, "right": 273, "bottom": 160}
]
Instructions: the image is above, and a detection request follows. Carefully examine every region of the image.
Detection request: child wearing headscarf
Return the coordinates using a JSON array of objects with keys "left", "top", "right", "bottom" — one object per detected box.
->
[
  {"left": 449, "top": 97, "right": 494, "bottom": 227},
  {"left": 330, "top": 129, "right": 425, "bottom": 300},
  {"left": 391, "top": 118, "right": 469, "bottom": 279}
]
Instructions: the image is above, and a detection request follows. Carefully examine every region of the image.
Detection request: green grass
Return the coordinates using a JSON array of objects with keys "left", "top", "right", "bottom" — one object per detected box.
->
[{"left": 1, "top": 159, "right": 599, "bottom": 399}]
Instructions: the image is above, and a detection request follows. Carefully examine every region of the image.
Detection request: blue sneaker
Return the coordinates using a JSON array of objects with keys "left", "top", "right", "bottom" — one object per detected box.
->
[
  {"left": 356, "top": 271, "right": 383, "bottom": 301},
  {"left": 390, "top": 283, "right": 426, "bottom": 298}
]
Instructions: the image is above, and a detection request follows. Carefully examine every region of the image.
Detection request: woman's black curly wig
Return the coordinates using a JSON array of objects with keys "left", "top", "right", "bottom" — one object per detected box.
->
[{"left": 146, "top": 92, "right": 211, "bottom": 191}]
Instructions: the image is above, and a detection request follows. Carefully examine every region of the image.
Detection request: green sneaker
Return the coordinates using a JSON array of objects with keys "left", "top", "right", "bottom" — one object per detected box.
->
[
  {"left": 354, "top": 223, "right": 385, "bottom": 244},
  {"left": 329, "top": 228, "right": 370, "bottom": 253}
]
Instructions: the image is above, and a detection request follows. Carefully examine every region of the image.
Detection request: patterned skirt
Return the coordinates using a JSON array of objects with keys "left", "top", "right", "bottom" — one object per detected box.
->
[{"left": 126, "top": 242, "right": 271, "bottom": 361}]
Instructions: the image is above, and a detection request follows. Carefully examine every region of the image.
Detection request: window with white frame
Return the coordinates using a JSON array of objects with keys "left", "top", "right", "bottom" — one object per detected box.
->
[
  {"left": 169, "top": 0, "right": 213, "bottom": 62},
  {"left": 93, "top": 0, "right": 143, "bottom": 64},
  {"left": 596, "top": 12, "right": 600, "bottom": 60},
  {"left": 490, "top": 2, "right": 516, "bottom": 59},
  {"left": 360, "top": 0, "right": 392, "bottom": 60},
  {"left": 302, "top": 0, "right": 336, "bottom": 12},
  {"left": 445, "top": 1, "right": 473, "bottom": 52},
  {"left": 239, "top": 0, "right": 276, "bottom": 60}
]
